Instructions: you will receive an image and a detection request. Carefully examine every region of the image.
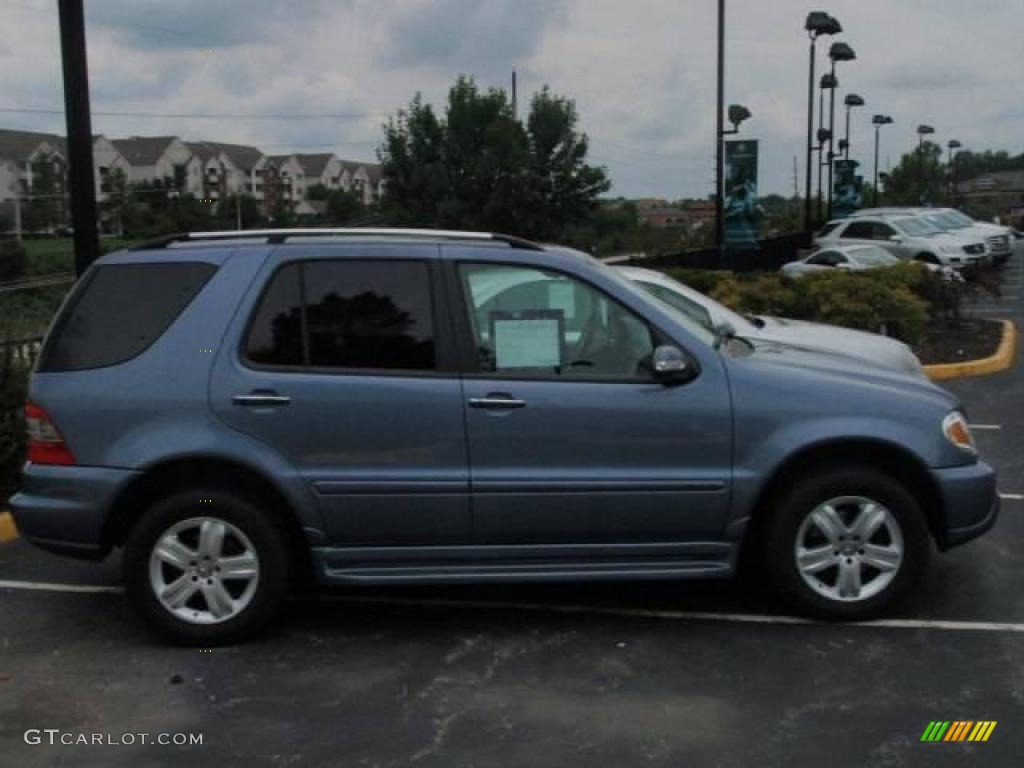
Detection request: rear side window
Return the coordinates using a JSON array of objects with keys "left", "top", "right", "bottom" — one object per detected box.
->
[
  {"left": 39, "top": 262, "right": 216, "bottom": 372},
  {"left": 817, "top": 222, "right": 841, "bottom": 238},
  {"left": 244, "top": 260, "right": 436, "bottom": 372}
]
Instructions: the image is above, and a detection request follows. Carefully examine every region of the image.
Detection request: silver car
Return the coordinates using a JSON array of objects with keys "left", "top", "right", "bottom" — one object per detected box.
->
[
  {"left": 816, "top": 215, "right": 986, "bottom": 269},
  {"left": 617, "top": 266, "right": 925, "bottom": 376},
  {"left": 780, "top": 244, "right": 899, "bottom": 278},
  {"left": 781, "top": 244, "right": 963, "bottom": 283}
]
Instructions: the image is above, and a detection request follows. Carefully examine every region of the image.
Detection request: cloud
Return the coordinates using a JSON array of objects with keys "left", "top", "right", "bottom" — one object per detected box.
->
[
  {"left": 381, "top": 0, "right": 569, "bottom": 77},
  {"left": 1, "top": 0, "right": 1021, "bottom": 199}
]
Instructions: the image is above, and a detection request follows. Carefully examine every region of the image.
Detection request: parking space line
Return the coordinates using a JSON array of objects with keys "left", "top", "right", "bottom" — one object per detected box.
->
[
  {"left": 1000, "top": 493, "right": 1024, "bottom": 501},
  {"left": 2, "top": 579, "right": 1024, "bottom": 633},
  {"left": 325, "top": 595, "right": 1024, "bottom": 634},
  {"left": 0, "top": 579, "right": 122, "bottom": 594},
  {"left": 971, "top": 424, "right": 1002, "bottom": 430}
]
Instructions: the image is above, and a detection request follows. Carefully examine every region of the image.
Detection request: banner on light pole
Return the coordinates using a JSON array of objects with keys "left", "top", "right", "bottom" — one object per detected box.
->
[
  {"left": 832, "top": 159, "right": 864, "bottom": 219},
  {"left": 724, "top": 140, "right": 761, "bottom": 250}
]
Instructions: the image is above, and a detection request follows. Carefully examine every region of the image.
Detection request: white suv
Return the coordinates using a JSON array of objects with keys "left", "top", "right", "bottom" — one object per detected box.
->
[
  {"left": 855, "top": 208, "right": 1011, "bottom": 264},
  {"left": 816, "top": 215, "right": 986, "bottom": 269}
]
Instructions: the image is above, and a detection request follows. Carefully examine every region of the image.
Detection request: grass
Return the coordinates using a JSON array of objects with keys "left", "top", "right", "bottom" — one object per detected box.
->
[{"left": 22, "top": 237, "right": 140, "bottom": 275}]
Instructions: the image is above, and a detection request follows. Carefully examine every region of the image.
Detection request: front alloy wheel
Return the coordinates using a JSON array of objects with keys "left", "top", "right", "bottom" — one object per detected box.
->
[
  {"left": 764, "top": 466, "right": 929, "bottom": 619},
  {"left": 795, "top": 496, "right": 904, "bottom": 602}
]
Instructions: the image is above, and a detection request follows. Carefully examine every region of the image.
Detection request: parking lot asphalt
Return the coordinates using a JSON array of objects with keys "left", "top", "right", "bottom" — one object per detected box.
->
[{"left": 2, "top": 258, "right": 1022, "bottom": 767}]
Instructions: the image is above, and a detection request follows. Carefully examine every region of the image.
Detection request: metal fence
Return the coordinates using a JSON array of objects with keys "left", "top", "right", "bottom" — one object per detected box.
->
[{"left": 1, "top": 337, "right": 44, "bottom": 367}]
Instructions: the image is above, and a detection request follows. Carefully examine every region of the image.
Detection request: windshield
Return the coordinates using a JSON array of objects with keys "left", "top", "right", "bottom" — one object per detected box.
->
[
  {"left": 932, "top": 213, "right": 969, "bottom": 229},
  {"left": 945, "top": 210, "right": 976, "bottom": 227},
  {"left": 598, "top": 264, "right": 718, "bottom": 347},
  {"left": 850, "top": 246, "right": 898, "bottom": 266},
  {"left": 893, "top": 217, "right": 941, "bottom": 237}
]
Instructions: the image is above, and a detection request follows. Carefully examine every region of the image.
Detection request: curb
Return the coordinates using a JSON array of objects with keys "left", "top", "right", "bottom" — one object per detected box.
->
[
  {"left": 924, "top": 320, "right": 1018, "bottom": 381},
  {"left": 0, "top": 511, "right": 17, "bottom": 543}
]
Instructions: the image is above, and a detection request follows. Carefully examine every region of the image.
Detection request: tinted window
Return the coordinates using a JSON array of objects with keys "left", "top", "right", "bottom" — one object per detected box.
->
[
  {"left": 840, "top": 221, "right": 874, "bottom": 239},
  {"left": 245, "top": 264, "right": 304, "bottom": 367},
  {"left": 817, "top": 222, "right": 841, "bottom": 238},
  {"left": 872, "top": 222, "right": 898, "bottom": 240},
  {"left": 304, "top": 261, "right": 435, "bottom": 371},
  {"left": 245, "top": 260, "right": 436, "bottom": 372},
  {"left": 808, "top": 250, "right": 842, "bottom": 266},
  {"left": 459, "top": 263, "right": 657, "bottom": 380},
  {"left": 40, "top": 262, "right": 216, "bottom": 372}
]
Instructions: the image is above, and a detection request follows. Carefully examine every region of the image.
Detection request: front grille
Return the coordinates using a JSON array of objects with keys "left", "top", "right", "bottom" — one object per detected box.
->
[{"left": 986, "top": 235, "right": 1010, "bottom": 253}]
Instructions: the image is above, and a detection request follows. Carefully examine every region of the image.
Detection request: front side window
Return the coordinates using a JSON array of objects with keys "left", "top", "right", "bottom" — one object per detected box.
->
[
  {"left": 244, "top": 260, "right": 436, "bottom": 372},
  {"left": 459, "top": 263, "right": 656, "bottom": 380},
  {"left": 840, "top": 221, "right": 874, "bottom": 240}
]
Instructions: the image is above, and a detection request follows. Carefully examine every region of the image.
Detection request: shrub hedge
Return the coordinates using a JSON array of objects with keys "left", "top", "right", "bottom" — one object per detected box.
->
[{"left": 665, "top": 262, "right": 963, "bottom": 346}]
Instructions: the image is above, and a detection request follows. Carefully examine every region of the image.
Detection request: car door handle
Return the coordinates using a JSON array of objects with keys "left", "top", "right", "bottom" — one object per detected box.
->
[
  {"left": 233, "top": 392, "right": 291, "bottom": 407},
  {"left": 468, "top": 395, "right": 526, "bottom": 410}
]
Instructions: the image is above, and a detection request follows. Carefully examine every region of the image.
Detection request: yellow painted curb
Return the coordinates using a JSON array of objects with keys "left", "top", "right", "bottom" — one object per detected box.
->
[
  {"left": 0, "top": 511, "right": 18, "bottom": 543},
  {"left": 925, "top": 320, "right": 1018, "bottom": 381}
]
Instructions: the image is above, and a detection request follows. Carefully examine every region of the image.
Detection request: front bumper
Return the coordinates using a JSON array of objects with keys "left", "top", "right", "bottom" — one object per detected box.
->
[
  {"left": 7, "top": 463, "right": 139, "bottom": 560},
  {"left": 929, "top": 460, "right": 999, "bottom": 550}
]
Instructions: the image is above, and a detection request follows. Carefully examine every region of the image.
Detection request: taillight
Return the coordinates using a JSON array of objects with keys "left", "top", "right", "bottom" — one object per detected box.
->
[{"left": 25, "top": 402, "right": 76, "bottom": 465}]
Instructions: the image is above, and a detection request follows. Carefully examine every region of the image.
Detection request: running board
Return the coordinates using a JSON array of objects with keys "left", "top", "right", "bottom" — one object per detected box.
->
[{"left": 313, "top": 542, "right": 735, "bottom": 585}]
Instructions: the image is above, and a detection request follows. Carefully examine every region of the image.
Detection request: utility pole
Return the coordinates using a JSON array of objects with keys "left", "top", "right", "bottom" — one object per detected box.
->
[
  {"left": 792, "top": 156, "right": 799, "bottom": 199},
  {"left": 57, "top": 0, "right": 100, "bottom": 276},
  {"left": 511, "top": 69, "right": 518, "bottom": 121},
  {"left": 13, "top": 190, "right": 22, "bottom": 242},
  {"left": 235, "top": 194, "right": 242, "bottom": 230}
]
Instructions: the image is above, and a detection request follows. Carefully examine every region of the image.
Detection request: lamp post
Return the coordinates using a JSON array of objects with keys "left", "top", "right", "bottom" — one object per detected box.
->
[
  {"left": 817, "top": 72, "right": 837, "bottom": 222},
  {"left": 825, "top": 42, "right": 856, "bottom": 220},
  {"left": 871, "top": 114, "right": 893, "bottom": 206},
  {"left": 947, "top": 139, "right": 962, "bottom": 203},
  {"left": 917, "top": 124, "right": 935, "bottom": 204},
  {"left": 843, "top": 93, "right": 864, "bottom": 160},
  {"left": 803, "top": 12, "right": 842, "bottom": 231},
  {"left": 715, "top": 0, "right": 726, "bottom": 250}
]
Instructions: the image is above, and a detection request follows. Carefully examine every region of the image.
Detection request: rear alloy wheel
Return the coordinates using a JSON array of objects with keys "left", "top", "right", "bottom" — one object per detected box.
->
[
  {"left": 125, "top": 489, "right": 290, "bottom": 644},
  {"left": 765, "top": 466, "right": 929, "bottom": 619},
  {"left": 149, "top": 517, "right": 261, "bottom": 625}
]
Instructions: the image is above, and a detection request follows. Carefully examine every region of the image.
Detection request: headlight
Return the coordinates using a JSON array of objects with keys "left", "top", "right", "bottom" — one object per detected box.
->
[{"left": 942, "top": 411, "right": 976, "bottom": 454}]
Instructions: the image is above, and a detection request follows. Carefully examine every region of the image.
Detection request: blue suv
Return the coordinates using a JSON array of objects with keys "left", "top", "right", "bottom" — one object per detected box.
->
[{"left": 9, "top": 229, "right": 998, "bottom": 643}]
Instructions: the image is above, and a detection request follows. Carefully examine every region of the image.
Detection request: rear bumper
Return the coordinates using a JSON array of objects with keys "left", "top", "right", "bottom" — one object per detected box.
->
[
  {"left": 929, "top": 460, "right": 999, "bottom": 550},
  {"left": 7, "top": 463, "right": 139, "bottom": 560}
]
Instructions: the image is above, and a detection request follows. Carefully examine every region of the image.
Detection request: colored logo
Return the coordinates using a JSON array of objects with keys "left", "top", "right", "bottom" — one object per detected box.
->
[{"left": 921, "top": 721, "right": 996, "bottom": 742}]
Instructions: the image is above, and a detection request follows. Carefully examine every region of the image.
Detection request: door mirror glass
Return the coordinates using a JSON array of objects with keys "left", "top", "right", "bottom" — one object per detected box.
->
[{"left": 651, "top": 345, "right": 690, "bottom": 382}]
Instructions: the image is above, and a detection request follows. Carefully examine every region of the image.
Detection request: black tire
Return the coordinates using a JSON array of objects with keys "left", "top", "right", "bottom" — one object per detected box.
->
[
  {"left": 124, "top": 487, "right": 292, "bottom": 645},
  {"left": 914, "top": 252, "right": 940, "bottom": 265},
  {"left": 762, "top": 465, "right": 930, "bottom": 620}
]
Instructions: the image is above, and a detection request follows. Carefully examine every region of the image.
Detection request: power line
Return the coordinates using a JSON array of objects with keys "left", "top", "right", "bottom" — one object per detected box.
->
[{"left": 0, "top": 107, "right": 387, "bottom": 120}]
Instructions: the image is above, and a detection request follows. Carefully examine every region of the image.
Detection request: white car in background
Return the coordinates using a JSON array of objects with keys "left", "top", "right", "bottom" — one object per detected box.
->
[
  {"left": 816, "top": 214, "right": 986, "bottom": 269},
  {"left": 617, "top": 266, "right": 926, "bottom": 376},
  {"left": 860, "top": 207, "right": 1013, "bottom": 264}
]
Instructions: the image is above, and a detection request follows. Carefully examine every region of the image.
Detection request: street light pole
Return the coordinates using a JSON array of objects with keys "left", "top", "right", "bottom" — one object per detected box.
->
[
  {"left": 803, "top": 13, "right": 841, "bottom": 231},
  {"left": 947, "top": 139, "right": 962, "bottom": 203},
  {"left": 871, "top": 114, "right": 892, "bottom": 207},
  {"left": 57, "top": 0, "right": 100, "bottom": 277},
  {"left": 824, "top": 42, "right": 855, "bottom": 220},
  {"left": 715, "top": 0, "right": 725, "bottom": 251},
  {"left": 917, "top": 124, "right": 935, "bottom": 204}
]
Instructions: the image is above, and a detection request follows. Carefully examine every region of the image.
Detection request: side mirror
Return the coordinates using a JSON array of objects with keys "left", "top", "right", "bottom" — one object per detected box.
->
[
  {"left": 889, "top": 235, "right": 904, "bottom": 244},
  {"left": 652, "top": 344, "right": 692, "bottom": 384}
]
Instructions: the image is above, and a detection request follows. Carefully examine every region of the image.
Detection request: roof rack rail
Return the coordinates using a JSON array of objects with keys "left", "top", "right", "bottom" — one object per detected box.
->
[{"left": 128, "top": 228, "right": 544, "bottom": 251}]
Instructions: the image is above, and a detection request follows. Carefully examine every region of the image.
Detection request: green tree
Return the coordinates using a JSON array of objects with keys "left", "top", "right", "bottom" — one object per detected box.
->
[
  {"left": 215, "top": 194, "right": 263, "bottom": 229},
  {"left": 22, "top": 154, "right": 65, "bottom": 232},
  {"left": 379, "top": 76, "right": 609, "bottom": 240},
  {"left": 879, "top": 141, "right": 945, "bottom": 206}
]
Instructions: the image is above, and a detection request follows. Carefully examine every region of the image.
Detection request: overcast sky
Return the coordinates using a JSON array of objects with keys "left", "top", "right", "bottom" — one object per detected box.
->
[{"left": 2, "top": 0, "right": 1022, "bottom": 199}]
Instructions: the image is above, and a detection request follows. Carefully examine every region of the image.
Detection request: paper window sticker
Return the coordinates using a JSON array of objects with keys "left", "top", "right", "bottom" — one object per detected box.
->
[{"left": 493, "top": 318, "right": 563, "bottom": 369}]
